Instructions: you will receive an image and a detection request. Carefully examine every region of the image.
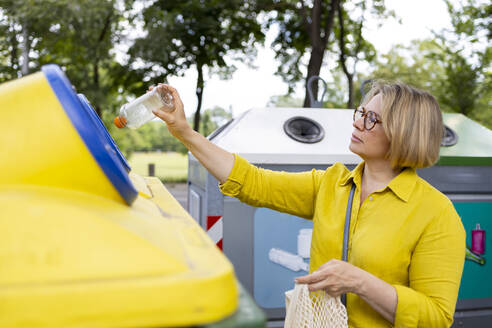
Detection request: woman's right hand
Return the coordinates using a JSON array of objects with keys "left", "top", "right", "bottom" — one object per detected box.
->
[
  {"left": 149, "top": 83, "right": 235, "bottom": 183},
  {"left": 150, "top": 83, "right": 192, "bottom": 141}
]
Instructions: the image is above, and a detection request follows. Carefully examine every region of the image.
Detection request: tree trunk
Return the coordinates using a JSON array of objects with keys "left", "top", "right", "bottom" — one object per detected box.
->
[
  {"left": 93, "top": 61, "right": 102, "bottom": 117},
  {"left": 92, "top": 10, "right": 112, "bottom": 118},
  {"left": 337, "top": 1, "right": 354, "bottom": 109},
  {"left": 10, "top": 29, "right": 18, "bottom": 72},
  {"left": 193, "top": 63, "right": 204, "bottom": 132},
  {"left": 21, "top": 26, "right": 30, "bottom": 76},
  {"left": 347, "top": 74, "right": 354, "bottom": 108},
  {"left": 302, "top": 0, "right": 339, "bottom": 108}
]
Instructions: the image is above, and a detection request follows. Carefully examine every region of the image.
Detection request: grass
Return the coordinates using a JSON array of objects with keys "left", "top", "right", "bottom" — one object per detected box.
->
[{"left": 128, "top": 151, "right": 188, "bottom": 183}]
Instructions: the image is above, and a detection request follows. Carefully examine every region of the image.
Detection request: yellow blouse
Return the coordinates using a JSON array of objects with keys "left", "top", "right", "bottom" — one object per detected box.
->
[{"left": 219, "top": 154, "right": 466, "bottom": 328}]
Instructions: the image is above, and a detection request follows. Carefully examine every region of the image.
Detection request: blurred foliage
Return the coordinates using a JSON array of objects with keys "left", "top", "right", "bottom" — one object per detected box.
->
[
  {"left": 334, "top": 0, "right": 377, "bottom": 108},
  {"left": 199, "top": 106, "right": 234, "bottom": 137},
  {"left": 0, "top": 0, "right": 133, "bottom": 116},
  {"left": 128, "top": 0, "right": 264, "bottom": 131},
  {"left": 436, "top": 0, "right": 491, "bottom": 127},
  {"left": 0, "top": 0, "right": 57, "bottom": 80},
  {"left": 364, "top": 0, "right": 491, "bottom": 129},
  {"left": 268, "top": 94, "right": 303, "bottom": 108},
  {"left": 367, "top": 40, "right": 448, "bottom": 108},
  {"left": 257, "top": 0, "right": 390, "bottom": 107}
]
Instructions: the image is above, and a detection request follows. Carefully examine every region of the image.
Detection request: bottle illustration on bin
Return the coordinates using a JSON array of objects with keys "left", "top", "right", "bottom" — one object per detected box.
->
[
  {"left": 466, "top": 223, "right": 486, "bottom": 265},
  {"left": 114, "top": 87, "right": 174, "bottom": 129},
  {"left": 268, "top": 229, "right": 312, "bottom": 272}
]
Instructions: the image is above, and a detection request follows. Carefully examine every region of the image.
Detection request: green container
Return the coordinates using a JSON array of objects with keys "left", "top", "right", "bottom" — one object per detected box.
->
[
  {"left": 418, "top": 113, "right": 492, "bottom": 327},
  {"left": 200, "top": 283, "right": 267, "bottom": 328},
  {"left": 439, "top": 113, "right": 492, "bottom": 166}
]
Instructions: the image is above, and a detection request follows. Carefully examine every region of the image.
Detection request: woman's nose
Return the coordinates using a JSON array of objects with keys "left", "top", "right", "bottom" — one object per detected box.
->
[{"left": 353, "top": 117, "right": 364, "bottom": 130}]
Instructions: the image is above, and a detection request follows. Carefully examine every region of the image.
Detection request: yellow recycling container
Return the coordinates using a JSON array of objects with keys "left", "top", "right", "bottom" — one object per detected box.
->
[{"left": 0, "top": 65, "right": 238, "bottom": 327}]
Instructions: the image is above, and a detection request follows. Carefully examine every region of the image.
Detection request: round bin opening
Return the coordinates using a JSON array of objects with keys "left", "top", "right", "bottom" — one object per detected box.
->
[
  {"left": 283, "top": 116, "right": 325, "bottom": 144},
  {"left": 441, "top": 125, "right": 458, "bottom": 147}
]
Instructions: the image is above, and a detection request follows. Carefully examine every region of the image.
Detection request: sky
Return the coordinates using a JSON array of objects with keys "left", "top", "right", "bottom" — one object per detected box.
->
[{"left": 166, "top": 0, "right": 454, "bottom": 118}]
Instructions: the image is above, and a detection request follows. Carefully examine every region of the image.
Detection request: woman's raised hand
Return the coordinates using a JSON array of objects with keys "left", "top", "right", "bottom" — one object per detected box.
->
[
  {"left": 150, "top": 83, "right": 191, "bottom": 141},
  {"left": 148, "top": 83, "right": 235, "bottom": 183}
]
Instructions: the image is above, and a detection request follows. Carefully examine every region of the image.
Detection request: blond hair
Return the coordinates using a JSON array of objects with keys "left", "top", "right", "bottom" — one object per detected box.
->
[{"left": 361, "top": 81, "right": 443, "bottom": 169}]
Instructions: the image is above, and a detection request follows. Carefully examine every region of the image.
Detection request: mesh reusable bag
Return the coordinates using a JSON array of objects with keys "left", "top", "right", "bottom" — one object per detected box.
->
[{"left": 284, "top": 283, "right": 348, "bottom": 328}]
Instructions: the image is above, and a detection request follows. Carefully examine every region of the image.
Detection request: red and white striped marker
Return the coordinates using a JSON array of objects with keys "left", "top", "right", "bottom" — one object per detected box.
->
[{"left": 206, "top": 216, "right": 223, "bottom": 250}]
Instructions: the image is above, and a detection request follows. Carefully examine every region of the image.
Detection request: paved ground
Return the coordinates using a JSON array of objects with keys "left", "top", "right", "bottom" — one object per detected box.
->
[{"left": 163, "top": 182, "right": 188, "bottom": 209}]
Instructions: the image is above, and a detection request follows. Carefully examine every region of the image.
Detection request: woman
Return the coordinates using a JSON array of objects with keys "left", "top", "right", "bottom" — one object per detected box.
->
[{"left": 152, "top": 81, "right": 465, "bottom": 327}]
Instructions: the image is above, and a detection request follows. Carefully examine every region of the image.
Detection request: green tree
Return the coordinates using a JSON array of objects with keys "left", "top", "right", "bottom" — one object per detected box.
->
[
  {"left": 335, "top": 0, "right": 376, "bottom": 108},
  {"left": 0, "top": 0, "right": 131, "bottom": 118},
  {"left": 199, "top": 106, "right": 234, "bottom": 137},
  {"left": 432, "top": 48, "right": 482, "bottom": 116},
  {"left": 267, "top": 94, "right": 303, "bottom": 107},
  {"left": 368, "top": 40, "right": 448, "bottom": 107},
  {"left": 259, "top": 0, "right": 338, "bottom": 107},
  {"left": 0, "top": 0, "right": 59, "bottom": 80},
  {"left": 129, "top": 0, "right": 264, "bottom": 132},
  {"left": 432, "top": 0, "right": 491, "bottom": 121},
  {"left": 259, "top": 0, "right": 388, "bottom": 107},
  {"left": 105, "top": 117, "right": 188, "bottom": 157},
  {"left": 36, "top": 0, "right": 130, "bottom": 117},
  {"left": 366, "top": 38, "right": 491, "bottom": 130}
]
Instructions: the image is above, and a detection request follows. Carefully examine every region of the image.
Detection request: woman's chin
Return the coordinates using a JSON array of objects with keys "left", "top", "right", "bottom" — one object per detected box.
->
[{"left": 349, "top": 142, "right": 361, "bottom": 155}]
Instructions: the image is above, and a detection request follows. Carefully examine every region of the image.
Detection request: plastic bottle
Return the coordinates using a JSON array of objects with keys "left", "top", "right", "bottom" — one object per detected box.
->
[
  {"left": 471, "top": 223, "right": 485, "bottom": 254},
  {"left": 114, "top": 87, "right": 174, "bottom": 129},
  {"left": 297, "top": 228, "right": 313, "bottom": 258},
  {"left": 268, "top": 248, "right": 309, "bottom": 272}
]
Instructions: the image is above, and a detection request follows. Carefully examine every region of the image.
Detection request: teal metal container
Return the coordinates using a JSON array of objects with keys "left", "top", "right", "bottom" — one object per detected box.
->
[{"left": 418, "top": 113, "right": 492, "bottom": 327}]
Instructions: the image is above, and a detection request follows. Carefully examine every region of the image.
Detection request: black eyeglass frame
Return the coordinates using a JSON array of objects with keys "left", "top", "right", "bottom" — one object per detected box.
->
[{"left": 353, "top": 106, "right": 382, "bottom": 131}]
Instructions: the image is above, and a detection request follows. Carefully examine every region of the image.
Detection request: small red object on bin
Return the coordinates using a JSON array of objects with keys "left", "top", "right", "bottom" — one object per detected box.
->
[{"left": 472, "top": 223, "right": 485, "bottom": 255}]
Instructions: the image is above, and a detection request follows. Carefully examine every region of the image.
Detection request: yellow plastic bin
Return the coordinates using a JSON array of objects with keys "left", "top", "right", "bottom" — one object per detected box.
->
[
  {"left": 134, "top": 176, "right": 267, "bottom": 328},
  {"left": 0, "top": 65, "right": 239, "bottom": 328}
]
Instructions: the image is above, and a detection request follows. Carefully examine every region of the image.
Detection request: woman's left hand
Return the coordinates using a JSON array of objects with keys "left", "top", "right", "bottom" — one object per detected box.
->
[{"left": 295, "top": 259, "right": 366, "bottom": 297}]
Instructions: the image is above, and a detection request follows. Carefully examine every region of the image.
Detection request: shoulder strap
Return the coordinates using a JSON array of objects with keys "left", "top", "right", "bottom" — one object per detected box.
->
[{"left": 341, "top": 183, "right": 356, "bottom": 306}]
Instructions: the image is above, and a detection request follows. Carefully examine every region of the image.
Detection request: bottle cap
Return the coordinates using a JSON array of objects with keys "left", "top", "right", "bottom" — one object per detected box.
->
[
  {"left": 114, "top": 116, "right": 127, "bottom": 128},
  {"left": 476, "top": 223, "right": 481, "bottom": 230}
]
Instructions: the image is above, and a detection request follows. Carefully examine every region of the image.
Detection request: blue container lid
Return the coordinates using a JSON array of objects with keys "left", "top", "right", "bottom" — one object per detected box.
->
[
  {"left": 41, "top": 64, "right": 137, "bottom": 205},
  {"left": 77, "top": 94, "right": 131, "bottom": 173}
]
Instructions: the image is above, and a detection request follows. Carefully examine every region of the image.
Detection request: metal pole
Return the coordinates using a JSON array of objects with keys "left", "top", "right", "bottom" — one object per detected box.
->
[{"left": 148, "top": 163, "right": 155, "bottom": 177}]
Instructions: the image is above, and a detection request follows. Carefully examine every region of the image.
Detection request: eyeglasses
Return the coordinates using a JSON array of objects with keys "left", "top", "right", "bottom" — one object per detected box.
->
[{"left": 353, "top": 107, "right": 382, "bottom": 131}]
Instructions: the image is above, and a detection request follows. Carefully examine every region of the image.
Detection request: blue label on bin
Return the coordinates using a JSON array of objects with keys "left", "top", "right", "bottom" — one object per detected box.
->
[{"left": 253, "top": 208, "right": 313, "bottom": 308}]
